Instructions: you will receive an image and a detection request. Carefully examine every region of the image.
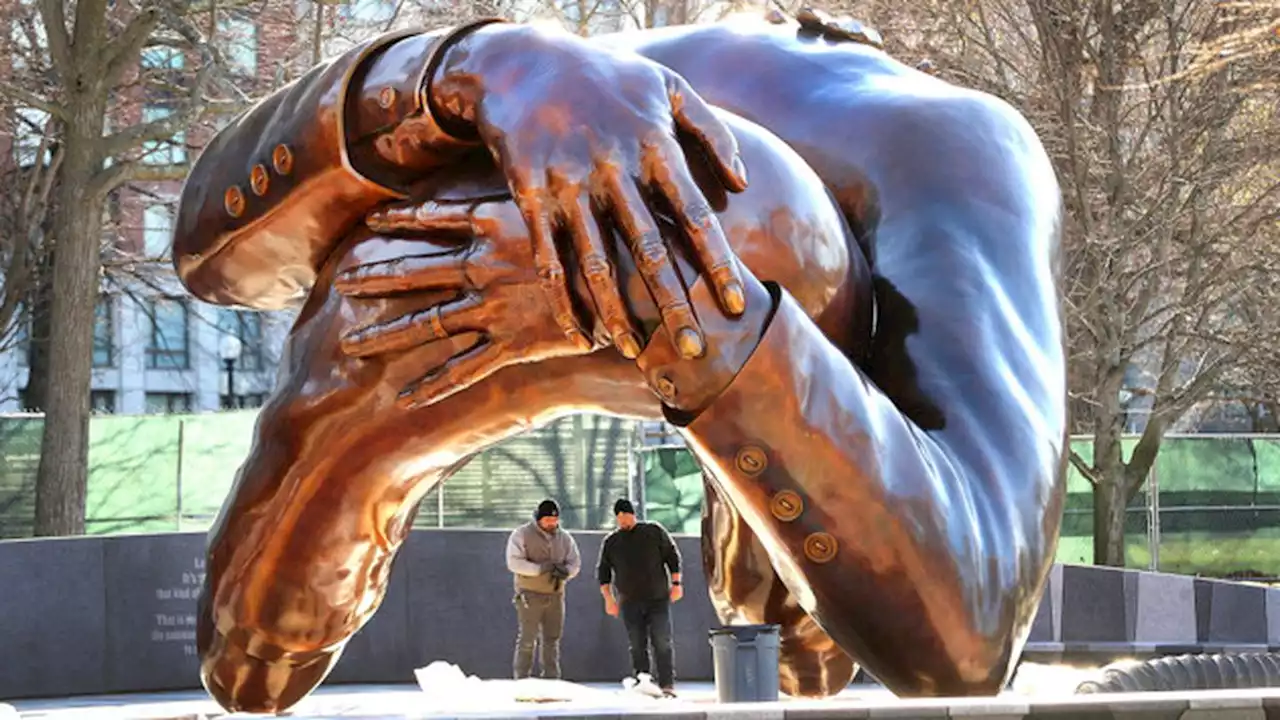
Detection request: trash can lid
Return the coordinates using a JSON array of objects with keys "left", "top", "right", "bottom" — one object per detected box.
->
[{"left": 709, "top": 624, "right": 781, "bottom": 642}]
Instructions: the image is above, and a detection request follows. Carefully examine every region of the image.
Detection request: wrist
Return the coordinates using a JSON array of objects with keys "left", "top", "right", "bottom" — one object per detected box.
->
[
  {"left": 635, "top": 270, "right": 774, "bottom": 419},
  {"left": 429, "top": 23, "right": 579, "bottom": 139}
]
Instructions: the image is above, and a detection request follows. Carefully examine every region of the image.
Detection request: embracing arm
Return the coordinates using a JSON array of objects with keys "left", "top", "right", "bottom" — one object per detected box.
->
[
  {"left": 172, "top": 22, "right": 509, "bottom": 308},
  {"left": 632, "top": 73, "right": 1067, "bottom": 695}
]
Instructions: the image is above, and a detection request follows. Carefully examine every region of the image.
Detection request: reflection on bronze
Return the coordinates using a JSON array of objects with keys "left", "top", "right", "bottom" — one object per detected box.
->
[{"left": 176, "top": 14, "right": 1065, "bottom": 715}]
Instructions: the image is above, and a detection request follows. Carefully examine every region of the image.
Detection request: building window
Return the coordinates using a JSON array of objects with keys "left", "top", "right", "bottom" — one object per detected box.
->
[
  {"left": 339, "top": 0, "right": 396, "bottom": 23},
  {"left": 145, "top": 392, "right": 192, "bottom": 414},
  {"left": 91, "top": 390, "right": 117, "bottom": 414},
  {"left": 9, "top": 19, "right": 46, "bottom": 73},
  {"left": 147, "top": 298, "right": 189, "bottom": 369},
  {"left": 140, "top": 44, "right": 184, "bottom": 71},
  {"left": 12, "top": 107, "right": 50, "bottom": 167},
  {"left": 140, "top": 105, "right": 187, "bottom": 166},
  {"left": 142, "top": 203, "right": 173, "bottom": 259},
  {"left": 219, "top": 15, "right": 258, "bottom": 76},
  {"left": 217, "top": 309, "right": 264, "bottom": 371},
  {"left": 221, "top": 392, "right": 267, "bottom": 410},
  {"left": 93, "top": 296, "right": 114, "bottom": 368}
]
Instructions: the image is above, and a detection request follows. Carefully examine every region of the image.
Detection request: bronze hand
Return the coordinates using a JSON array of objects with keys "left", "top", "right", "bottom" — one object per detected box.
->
[
  {"left": 336, "top": 196, "right": 602, "bottom": 409},
  {"left": 428, "top": 23, "right": 751, "bottom": 358}
]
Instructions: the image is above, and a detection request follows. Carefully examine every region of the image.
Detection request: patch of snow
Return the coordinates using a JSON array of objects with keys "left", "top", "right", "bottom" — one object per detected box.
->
[{"left": 412, "top": 661, "right": 673, "bottom": 712}]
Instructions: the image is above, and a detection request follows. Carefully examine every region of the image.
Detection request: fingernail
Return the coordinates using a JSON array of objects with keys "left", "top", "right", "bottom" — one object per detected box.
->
[
  {"left": 724, "top": 282, "right": 746, "bottom": 315},
  {"left": 618, "top": 333, "right": 641, "bottom": 359},
  {"left": 676, "top": 328, "right": 704, "bottom": 358},
  {"left": 732, "top": 155, "right": 748, "bottom": 187}
]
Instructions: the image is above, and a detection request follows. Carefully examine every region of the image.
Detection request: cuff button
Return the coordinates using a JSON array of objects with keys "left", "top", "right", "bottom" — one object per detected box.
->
[
  {"left": 272, "top": 144, "right": 294, "bottom": 175},
  {"left": 803, "top": 532, "right": 838, "bottom": 564},
  {"left": 378, "top": 86, "right": 398, "bottom": 109},
  {"left": 223, "top": 186, "right": 245, "bottom": 218},
  {"left": 735, "top": 445, "right": 767, "bottom": 476},
  {"left": 655, "top": 375, "right": 678, "bottom": 403},
  {"left": 770, "top": 490, "right": 803, "bottom": 522},
  {"left": 249, "top": 165, "right": 269, "bottom": 196}
]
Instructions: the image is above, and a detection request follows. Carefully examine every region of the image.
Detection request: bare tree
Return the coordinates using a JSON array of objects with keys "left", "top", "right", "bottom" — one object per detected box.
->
[
  {"left": 0, "top": 0, "right": 308, "bottom": 535},
  {"left": 817, "top": 0, "right": 1280, "bottom": 565}
]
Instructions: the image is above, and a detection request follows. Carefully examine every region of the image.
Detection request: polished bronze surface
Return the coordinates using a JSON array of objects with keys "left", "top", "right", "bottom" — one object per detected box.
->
[{"left": 176, "top": 14, "right": 1065, "bottom": 714}]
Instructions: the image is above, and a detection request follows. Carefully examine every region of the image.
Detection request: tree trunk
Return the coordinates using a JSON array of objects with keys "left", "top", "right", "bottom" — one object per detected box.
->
[
  {"left": 1092, "top": 474, "right": 1129, "bottom": 566},
  {"left": 33, "top": 113, "right": 103, "bottom": 537},
  {"left": 22, "top": 251, "right": 56, "bottom": 411}
]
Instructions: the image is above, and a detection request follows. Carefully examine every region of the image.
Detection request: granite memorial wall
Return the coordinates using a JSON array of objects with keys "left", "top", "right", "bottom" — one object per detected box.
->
[{"left": 3, "top": 529, "right": 1280, "bottom": 700}]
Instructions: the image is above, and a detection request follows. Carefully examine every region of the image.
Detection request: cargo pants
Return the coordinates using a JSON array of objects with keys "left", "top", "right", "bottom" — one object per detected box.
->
[{"left": 513, "top": 590, "right": 565, "bottom": 679}]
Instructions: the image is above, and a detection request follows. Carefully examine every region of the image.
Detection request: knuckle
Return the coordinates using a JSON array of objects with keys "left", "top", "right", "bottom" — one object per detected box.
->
[
  {"left": 581, "top": 253, "right": 613, "bottom": 280},
  {"left": 660, "top": 300, "right": 695, "bottom": 323},
  {"left": 634, "top": 232, "right": 669, "bottom": 271},
  {"left": 538, "top": 262, "right": 566, "bottom": 284},
  {"left": 683, "top": 203, "right": 716, "bottom": 232},
  {"left": 707, "top": 261, "right": 736, "bottom": 281}
]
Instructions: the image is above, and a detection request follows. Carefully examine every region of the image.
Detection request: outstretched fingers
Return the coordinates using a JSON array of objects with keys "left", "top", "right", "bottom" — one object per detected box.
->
[
  {"left": 666, "top": 74, "right": 748, "bottom": 193},
  {"left": 514, "top": 185, "right": 593, "bottom": 352},
  {"left": 605, "top": 172, "right": 705, "bottom": 359},
  {"left": 334, "top": 251, "right": 471, "bottom": 298},
  {"left": 340, "top": 293, "right": 485, "bottom": 358},
  {"left": 650, "top": 153, "right": 746, "bottom": 317},
  {"left": 396, "top": 341, "right": 505, "bottom": 411},
  {"left": 366, "top": 199, "right": 474, "bottom": 234},
  {"left": 562, "top": 191, "right": 641, "bottom": 359}
]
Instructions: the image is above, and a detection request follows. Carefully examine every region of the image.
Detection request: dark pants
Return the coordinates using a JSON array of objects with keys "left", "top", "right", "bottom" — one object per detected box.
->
[
  {"left": 514, "top": 591, "right": 565, "bottom": 679},
  {"left": 620, "top": 597, "right": 675, "bottom": 688}
]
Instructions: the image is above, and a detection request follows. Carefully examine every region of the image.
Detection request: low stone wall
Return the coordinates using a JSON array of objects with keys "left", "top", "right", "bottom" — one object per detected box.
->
[
  {"left": 2, "top": 530, "right": 1279, "bottom": 700},
  {"left": 0, "top": 529, "right": 717, "bottom": 700},
  {"left": 1024, "top": 563, "right": 1280, "bottom": 660}
]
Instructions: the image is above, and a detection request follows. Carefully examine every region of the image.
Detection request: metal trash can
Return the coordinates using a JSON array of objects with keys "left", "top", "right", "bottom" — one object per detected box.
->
[{"left": 709, "top": 624, "right": 781, "bottom": 703}]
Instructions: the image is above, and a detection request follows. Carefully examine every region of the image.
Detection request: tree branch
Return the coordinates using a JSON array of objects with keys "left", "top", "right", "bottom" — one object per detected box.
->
[
  {"left": 90, "top": 162, "right": 190, "bottom": 200},
  {"left": 101, "top": 7, "right": 165, "bottom": 89},
  {"left": 37, "top": 0, "right": 74, "bottom": 77},
  {"left": 0, "top": 82, "right": 67, "bottom": 121},
  {"left": 1069, "top": 450, "right": 1100, "bottom": 486}
]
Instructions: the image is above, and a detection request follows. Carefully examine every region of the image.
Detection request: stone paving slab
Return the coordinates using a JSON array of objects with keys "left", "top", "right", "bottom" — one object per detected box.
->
[{"left": 14, "top": 685, "right": 1280, "bottom": 720}]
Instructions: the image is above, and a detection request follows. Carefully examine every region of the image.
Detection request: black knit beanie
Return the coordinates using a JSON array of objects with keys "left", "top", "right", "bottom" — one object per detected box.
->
[
  {"left": 535, "top": 499, "right": 560, "bottom": 520},
  {"left": 613, "top": 498, "right": 635, "bottom": 515}
]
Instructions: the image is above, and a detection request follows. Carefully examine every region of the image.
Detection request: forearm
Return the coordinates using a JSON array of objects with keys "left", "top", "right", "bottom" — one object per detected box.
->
[
  {"left": 174, "top": 21, "right": 505, "bottom": 309},
  {"left": 652, "top": 280, "right": 1055, "bottom": 695},
  {"left": 506, "top": 536, "right": 544, "bottom": 576}
]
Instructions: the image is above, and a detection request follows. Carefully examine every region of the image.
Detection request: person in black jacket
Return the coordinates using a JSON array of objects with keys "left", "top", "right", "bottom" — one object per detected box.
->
[{"left": 597, "top": 498, "right": 683, "bottom": 695}]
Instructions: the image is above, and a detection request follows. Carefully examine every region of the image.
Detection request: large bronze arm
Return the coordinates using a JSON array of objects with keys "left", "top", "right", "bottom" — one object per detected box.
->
[{"left": 614, "top": 21, "right": 1068, "bottom": 695}]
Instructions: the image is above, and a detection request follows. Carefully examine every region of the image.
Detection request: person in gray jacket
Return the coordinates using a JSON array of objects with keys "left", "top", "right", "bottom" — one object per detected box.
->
[{"left": 506, "top": 499, "right": 582, "bottom": 679}]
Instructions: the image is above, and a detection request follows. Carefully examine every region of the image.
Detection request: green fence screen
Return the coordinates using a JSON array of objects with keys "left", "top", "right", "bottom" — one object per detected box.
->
[{"left": 3, "top": 410, "right": 1280, "bottom": 579}]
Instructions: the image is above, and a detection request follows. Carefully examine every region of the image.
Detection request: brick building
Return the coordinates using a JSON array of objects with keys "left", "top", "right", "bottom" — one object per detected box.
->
[
  {"left": 0, "top": 0, "right": 734, "bottom": 416},
  {"left": 0, "top": 0, "right": 332, "bottom": 415}
]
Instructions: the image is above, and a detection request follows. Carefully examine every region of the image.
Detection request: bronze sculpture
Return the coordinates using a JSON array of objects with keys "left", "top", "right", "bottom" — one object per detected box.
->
[{"left": 175, "top": 13, "right": 1066, "bottom": 714}]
